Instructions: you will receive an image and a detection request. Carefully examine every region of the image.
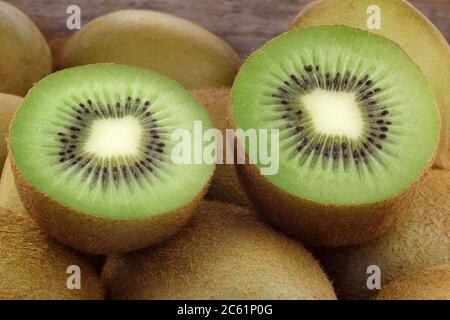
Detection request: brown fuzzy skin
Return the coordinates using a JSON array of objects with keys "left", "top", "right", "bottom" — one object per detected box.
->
[
  {"left": 192, "top": 88, "right": 252, "bottom": 208},
  {"left": 375, "top": 265, "right": 450, "bottom": 300},
  {"left": 54, "top": 10, "right": 241, "bottom": 89},
  {"left": 236, "top": 160, "right": 428, "bottom": 248},
  {"left": 0, "top": 208, "right": 104, "bottom": 300},
  {"left": 0, "top": 1, "right": 52, "bottom": 96},
  {"left": 10, "top": 155, "right": 211, "bottom": 255},
  {"left": 0, "top": 94, "right": 22, "bottom": 170},
  {"left": 102, "top": 201, "right": 337, "bottom": 300},
  {"left": 316, "top": 170, "right": 450, "bottom": 300},
  {"left": 290, "top": 0, "right": 450, "bottom": 169},
  {"left": 0, "top": 154, "right": 26, "bottom": 215}
]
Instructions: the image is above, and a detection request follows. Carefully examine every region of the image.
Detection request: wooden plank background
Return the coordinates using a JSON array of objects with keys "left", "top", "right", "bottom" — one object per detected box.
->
[{"left": 5, "top": 0, "right": 450, "bottom": 58}]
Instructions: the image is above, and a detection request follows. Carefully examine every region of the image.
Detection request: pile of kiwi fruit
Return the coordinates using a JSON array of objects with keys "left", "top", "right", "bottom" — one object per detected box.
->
[{"left": 0, "top": 0, "right": 448, "bottom": 300}]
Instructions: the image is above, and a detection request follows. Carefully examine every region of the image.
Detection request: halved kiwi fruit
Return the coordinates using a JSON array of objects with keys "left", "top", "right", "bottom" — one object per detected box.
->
[
  {"left": 231, "top": 26, "right": 440, "bottom": 247},
  {"left": 9, "top": 64, "right": 215, "bottom": 254},
  {"left": 290, "top": 0, "right": 450, "bottom": 169},
  {"left": 0, "top": 93, "right": 23, "bottom": 169},
  {"left": 192, "top": 88, "right": 252, "bottom": 207},
  {"left": 102, "top": 201, "right": 337, "bottom": 300},
  {"left": 0, "top": 207, "right": 103, "bottom": 299},
  {"left": 53, "top": 10, "right": 241, "bottom": 89},
  {"left": 0, "top": 1, "right": 52, "bottom": 95},
  {"left": 374, "top": 265, "right": 450, "bottom": 300},
  {"left": 0, "top": 154, "right": 26, "bottom": 215},
  {"left": 315, "top": 169, "right": 449, "bottom": 300}
]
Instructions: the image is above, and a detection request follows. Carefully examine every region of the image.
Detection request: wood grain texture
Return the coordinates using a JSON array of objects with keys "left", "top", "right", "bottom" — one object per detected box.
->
[{"left": 4, "top": 0, "right": 450, "bottom": 58}]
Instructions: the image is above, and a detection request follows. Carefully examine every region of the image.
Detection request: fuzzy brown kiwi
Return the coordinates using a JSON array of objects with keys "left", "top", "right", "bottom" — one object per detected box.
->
[
  {"left": 290, "top": 0, "right": 450, "bottom": 169},
  {"left": 0, "top": 154, "right": 26, "bottom": 215},
  {"left": 53, "top": 10, "right": 241, "bottom": 89},
  {"left": 374, "top": 265, "right": 450, "bottom": 300},
  {"left": 231, "top": 26, "right": 440, "bottom": 247},
  {"left": 0, "top": 1, "right": 52, "bottom": 95},
  {"left": 8, "top": 64, "right": 215, "bottom": 255},
  {"left": 192, "top": 88, "right": 252, "bottom": 208},
  {"left": 102, "top": 201, "right": 337, "bottom": 300},
  {"left": 315, "top": 170, "right": 450, "bottom": 300},
  {"left": 0, "top": 93, "right": 23, "bottom": 170},
  {"left": 0, "top": 207, "right": 104, "bottom": 299}
]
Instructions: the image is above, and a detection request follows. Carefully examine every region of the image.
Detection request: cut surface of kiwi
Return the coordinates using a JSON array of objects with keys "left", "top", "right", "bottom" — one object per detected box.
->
[
  {"left": 0, "top": 1, "right": 52, "bottom": 95},
  {"left": 231, "top": 26, "right": 440, "bottom": 247},
  {"left": 315, "top": 169, "right": 449, "bottom": 300},
  {"left": 290, "top": 0, "right": 450, "bottom": 169},
  {"left": 54, "top": 10, "right": 241, "bottom": 90},
  {"left": 9, "top": 64, "right": 215, "bottom": 254},
  {"left": 0, "top": 208, "right": 103, "bottom": 300},
  {"left": 103, "top": 201, "right": 337, "bottom": 300}
]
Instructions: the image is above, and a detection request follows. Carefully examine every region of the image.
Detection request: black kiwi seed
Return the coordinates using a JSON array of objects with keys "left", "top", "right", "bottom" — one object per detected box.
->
[
  {"left": 55, "top": 97, "right": 166, "bottom": 189},
  {"left": 272, "top": 64, "right": 392, "bottom": 168}
]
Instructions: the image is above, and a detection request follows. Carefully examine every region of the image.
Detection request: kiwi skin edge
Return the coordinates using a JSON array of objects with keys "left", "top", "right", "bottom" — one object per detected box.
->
[
  {"left": 374, "top": 265, "right": 450, "bottom": 300},
  {"left": 10, "top": 153, "right": 212, "bottom": 255},
  {"left": 290, "top": 0, "right": 450, "bottom": 170},
  {"left": 235, "top": 158, "right": 430, "bottom": 248}
]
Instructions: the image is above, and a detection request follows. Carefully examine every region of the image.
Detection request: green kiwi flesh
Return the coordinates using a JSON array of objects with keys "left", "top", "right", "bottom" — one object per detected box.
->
[
  {"left": 374, "top": 265, "right": 450, "bottom": 300},
  {"left": 9, "top": 64, "right": 215, "bottom": 254},
  {"left": 0, "top": 207, "right": 103, "bottom": 299},
  {"left": 192, "top": 88, "right": 252, "bottom": 208},
  {"left": 102, "top": 201, "right": 337, "bottom": 300},
  {"left": 316, "top": 170, "right": 450, "bottom": 300},
  {"left": 0, "top": 93, "right": 23, "bottom": 169},
  {"left": 54, "top": 10, "right": 241, "bottom": 89},
  {"left": 231, "top": 26, "right": 440, "bottom": 247},
  {"left": 0, "top": 1, "right": 52, "bottom": 95},
  {"left": 290, "top": 0, "right": 450, "bottom": 169}
]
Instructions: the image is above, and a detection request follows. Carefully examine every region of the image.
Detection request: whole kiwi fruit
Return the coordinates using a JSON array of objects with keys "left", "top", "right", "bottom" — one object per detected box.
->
[
  {"left": 0, "top": 93, "right": 23, "bottom": 169},
  {"left": 0, "top": 1, "right": 52, "bottom": 95},
  {"left": 102, "top": 201, "right": 337, "bottom": 300},
  {"left": 192, "top": 87, "right": 252, "bottom": 207},
  {"left": 290, "top": 0, "right": 450, "bottom": 169},
  {"left": 316, "top": 170, "right": 449, "bottom": 300},
  {"left": 53, "top": 10, "right": 241, "bottom": 89},
  {"left": 374, "top": 265, "right": 450, "bottom": 300},
  {"left": 9, "top": 64, "right": 215, "bottom": 254},
  {"left": 0, "top": 207, "right": 103, "bottom": 299},
  {"left": 231, "top": 26, "right": 440, "bottom": 247}
]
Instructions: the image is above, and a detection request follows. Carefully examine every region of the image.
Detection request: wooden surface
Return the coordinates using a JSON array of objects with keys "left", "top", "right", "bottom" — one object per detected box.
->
[{"left": 5, "top": 0, "right": 450, "bottom": 58}]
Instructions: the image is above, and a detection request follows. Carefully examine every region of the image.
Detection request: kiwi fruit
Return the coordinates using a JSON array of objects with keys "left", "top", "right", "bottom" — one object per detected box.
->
[
  {"left": 192, "top": 88, "right": 252, "bottom": 207},
  {"left": 9, "top": 64, "right": 215, "bottom": 254},
  {"left": 0, "top": 93, "right": 23, "bottom": 169},
  {"left": 0, "top": 207, "right": 103, "bottom": 299},
  {"left": 53, "top": 10, "right": 241, "bottom": 90},
  {"left": 374, "top": 265, "right": 450, "bottom": 300},
  {"left": 290, "top": 0, "right": 450, "bottom": 169},
  {"left": 231, "top": 26, "right": 440, "bottom": 247},
  {"left": 102, "top": 201, "right": 337, "bottom": 300},
  {"left": 0, "top": 154, "right": 26, "bottom": 215},
  {"left": 0, "top": 1, "right": 52, "bottom": 96},
  {"left": 316, "top": 170, "right": 450, "bottom": 300}
]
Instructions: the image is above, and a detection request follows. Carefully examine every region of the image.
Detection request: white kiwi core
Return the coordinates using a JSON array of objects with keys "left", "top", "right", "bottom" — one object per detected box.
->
[
  {"left": 301, "top": 89, "right": 363, "bottom": 139},
  {"left": 84, "top": 116, "right": 143, "bottom": 157}
]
